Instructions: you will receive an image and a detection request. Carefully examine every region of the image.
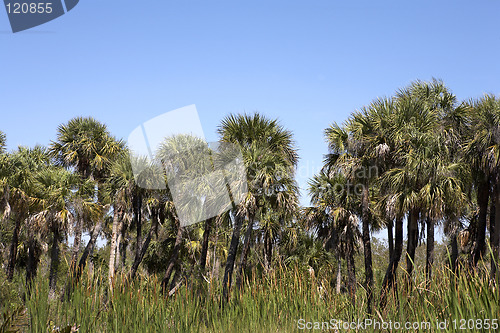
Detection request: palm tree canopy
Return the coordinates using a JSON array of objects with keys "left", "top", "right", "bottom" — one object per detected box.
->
[{"left": 49, "top": 117, "right": 125, "bottom": 180}]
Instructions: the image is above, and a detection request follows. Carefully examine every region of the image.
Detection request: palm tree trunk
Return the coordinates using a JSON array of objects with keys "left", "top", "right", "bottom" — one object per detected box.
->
[
  {"left": 69, "top": 216, "right": 83, "bottom": 277},
  {"left": 406, "top": 209, "right": 419, "bottom": 285},
  {"left": 108, "top": 205, "right": 123, "bottom": 291},
  {"left": 115, "top": 232, "right": 122, "bottom": 270},
  {"left": 472, "top": 177, "right": 489, "bottom": 266},
  {"left": 380, "top": 217, "right": 403, "bottom": 308},
  {"left": 450, "top": 231, "right": 459, "bottom": 274},
  {"left": 132, "top": 193, "right": 142, "bottom": 274},
  {"left": 6, "top": 216, "right": 22, "bottom": 281},
  {"left": 130, "top": 207, "right": 159, "bottom": 279},
  {"left": 65, "top": 218, "right": 103, "bottom": 300},
  {"left": 161, "top": 223, "right": 183, "bottom": 293},
  {"left": 222, "top": 212, "right": 243, "bottom": 302},
  {"left": 200, "top": 217, "right": 214, "bottom": 272},
  {"left": 346, "top": 249, "right": 356, "bottom": 306},
  {"left": 25, "top": 234, "right": 37, "bottom": 292},
  {"left": 426, "top": 217, "right": 434, "bottom": 284},
  {"left": 335, "top": 255, "right": 342, "bottom": 294},
  {"left": 235, "top": 215, "right": 254, "bottom": 289},
  {"left": 490, "top": 184, "right": 498, "bottom": 279},
  {"left": 264, "top": 231, "right": 273, "bottom": 271},
  {"left": 119, "top": 221, "right": 128, "bottom": 270},
  {"left": 49, "top": 230, "right": 60, "bottom": 300},
  {"left": 387, "top": 219, "right": 394, "bottom": 264},
  {"left": 493, "top": 181, "right": 500, "bottom": 283},
  {"left": 361, "top": 185, "right": 373, "bottom": 314},
  {"left": 169, "top": 266, "right": 181, "bottom": 291}
]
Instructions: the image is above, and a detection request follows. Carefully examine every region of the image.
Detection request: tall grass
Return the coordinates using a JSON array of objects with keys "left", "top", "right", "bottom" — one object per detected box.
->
[{"left": 3, "top": 262, "right": 493, "bottom": 332}]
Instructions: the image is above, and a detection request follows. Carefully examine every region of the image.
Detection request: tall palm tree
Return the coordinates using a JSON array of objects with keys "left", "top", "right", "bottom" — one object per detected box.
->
[
  {"left": 464, "top": 95, "right": 500, "bottom": 270},
  {"left": 155, "top": 134, "right": 212, "bottom": 291},
  {"left": 217, "top": 113, "right": 298, "bottom": 301},
  {"left": 380, "top": 80, "right": 458, "bottom": 288},
  {"left": 235, "top": 144, "right": 299, "bottom": 288},
  {"left": 4, "top": 146, "right": 49, "bottom": 281},
  {"left": 49, "top": 117, "right": 124, "bottom": 285},
  {"left": 324, "top": 115, "right": 378, "bottom": 313},
  {"left": 306, "top": 171, "right": 362, "bottom": 302}
]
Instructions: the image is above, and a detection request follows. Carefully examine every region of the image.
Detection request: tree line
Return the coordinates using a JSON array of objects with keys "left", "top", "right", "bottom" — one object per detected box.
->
[{"left": 0, "top": 79, "right": 499, "bottom": 314}]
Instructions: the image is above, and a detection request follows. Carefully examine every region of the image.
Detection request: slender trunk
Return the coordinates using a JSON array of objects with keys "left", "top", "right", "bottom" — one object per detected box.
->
[
  {"left": 77, "top": 219, "right": 103, "bottom": 278},
  {"left": 133, "top": 193, "right": 142, "bottom": 274},
  {"left": 346, "top": 249, "right": 356, "bottom": 306},
  {"left": 380, "top": 217, "right": 403, "bottom": 308},
  {"left": 387, "top": 220, "right": 394, "bottom": 264},
  {"left": 200, "top": 217, "right": 214, "bottom": 272},
  {"left": 264, "top": 231, "right": 273, "bottom": 271},
  {"left": 66, "top": 219, "right": 103, "bottom": 299},
  {"left": 119, "top": 222, "right": 128, "bottom": 270},
  {"left": 169, "top": 267, "right": 181, "bottom": 291},
  {"left": 108, "top": 205, "right": 123, "bottom": 291},
  {"left": 115, "top": 232, "right": 122, "bottom": 270},
  {"left": 361, "top": 185, "right": 373, "bottom": 314},
  {"left": 406, "top": 209, "right": 419, "bottom": 285},
  {"left": 495, "top": 179, "right": 500, "bottom": 285},
  {"left": 472, "top": 177, "right": 489, "bottom": 266},
  {"left": 335, "top": 255, "right": 342, "bottom": 294},
  {"left": 235, "top": 215, "right": 254, "bottom": 289},
  {"left": 25, "top": 234, "right": 37, "bottom": 293},
  {"left": 490, "top": 184, "right": 498, "bottom": 279},
  {"left": 222, "top": 212, "right": 243, "bottom": 302},
  {"left": 450, "top": 232, "right": 459, "bottom": 274},
  {"left": 49, "top": 230, "right": 60, "bottom": 300},
  {"left": 88, "top": 247, "right": 95, "bottom": 277},
  {"left": 6, "top": 216, "right": 21, "bottom": 281},
  {"left": 426, "top": 217, "right": 434, "bottom": 284},
  {"left": 161, "top": 223, "right": 183, "bottom": 293},
  {"left": 69, "top": 216, "right": 83, "bottom": 277},
  {"left": 130, "top": 207, "right": 159, "bottom": 279}
]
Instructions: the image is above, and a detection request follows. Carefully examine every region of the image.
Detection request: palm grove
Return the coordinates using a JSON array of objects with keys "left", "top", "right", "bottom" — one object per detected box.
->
[{"left": 0, "top": 79, "right": 499, "bottom": 316}]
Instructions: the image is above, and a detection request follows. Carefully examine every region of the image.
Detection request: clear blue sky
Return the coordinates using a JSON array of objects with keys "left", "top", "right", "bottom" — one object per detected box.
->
[{"left": 1, "top": 0, "right": 500, "bottom": 207}]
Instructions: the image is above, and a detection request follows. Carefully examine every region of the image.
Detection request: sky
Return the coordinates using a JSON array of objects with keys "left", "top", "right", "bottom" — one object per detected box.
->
[{"left": 1, "top": 0, "right": 500, "bottom": 212}]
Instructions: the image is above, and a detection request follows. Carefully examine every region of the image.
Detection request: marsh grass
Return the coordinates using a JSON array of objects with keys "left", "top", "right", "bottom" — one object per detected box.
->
[{"left": 2, "top": 262, "right": 498, "bottom": 332}]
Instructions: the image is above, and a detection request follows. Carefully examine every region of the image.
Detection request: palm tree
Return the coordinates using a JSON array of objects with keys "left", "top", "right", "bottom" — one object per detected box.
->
[
  {"left": 32, "top": 166, "right": 79, "bottom": 299},
  {"left": 217, "top": 113, "right": 298, "bottom": 301},
  {"left": 324, "top": 117, "right": 377, "bottom": 313},
  {"left": 306, "top": 171, "right": 361, "bottom": 302},
  {"left": 464, "top": 95, "right": 500, "bottom": 270},
  {"left": 4, "top": 146, "right": 49, "bottom": 282},
  {"left": 235, "top": 144, "right": 299, "bottom": 288},
  {"left": 380, "top": 80, "right": 458, "bottom": 288},
  {"left": 49, "top": 117, "right": 124, "bottom": 285},
  {"left": 155, "top": 134, "right": 212, "bottom": 291}
]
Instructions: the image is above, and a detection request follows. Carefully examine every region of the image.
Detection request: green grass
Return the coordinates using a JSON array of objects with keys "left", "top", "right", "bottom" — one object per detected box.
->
[{"left": 1, "top": 263, "right": 496, "bottom": 332}]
